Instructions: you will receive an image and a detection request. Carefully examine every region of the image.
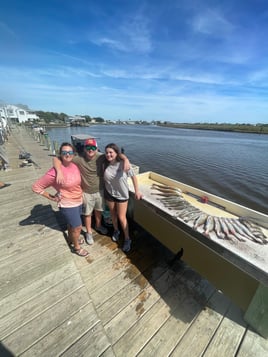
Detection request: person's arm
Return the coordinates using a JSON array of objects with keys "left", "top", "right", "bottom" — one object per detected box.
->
[
  {"left": 53, "top": 156, "right": 65, "bottom": 184},
  {"left": 131, "top": 175, "right": 143, "bottom": 200},
  {"left": 32, "top": 169, "right": 61, "bottom": 202},
  {"left": 38, "top": 190, "right": 61, "bottom": 202},
  {"left": 118, "top": 153, "right": 130, "bottom": 171}
]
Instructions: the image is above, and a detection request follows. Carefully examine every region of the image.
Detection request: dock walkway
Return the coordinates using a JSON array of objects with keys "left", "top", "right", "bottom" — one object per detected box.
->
[{"left": 0, "top": 125, "right": 267, "bottom": 356}]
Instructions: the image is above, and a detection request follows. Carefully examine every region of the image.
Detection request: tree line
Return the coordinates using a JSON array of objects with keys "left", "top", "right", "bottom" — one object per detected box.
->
[
  {"left": 34, "top": 111, "right": 105, "bottom": 124},
  {"left": 159, "top": 122, "right": 268, "bottom": 134},
  {"left": 31, "top": 109, "right": 268, "bottom": 134}
]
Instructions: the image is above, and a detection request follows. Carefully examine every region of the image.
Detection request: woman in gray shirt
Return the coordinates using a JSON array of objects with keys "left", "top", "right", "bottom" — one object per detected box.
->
[{"left": 103, "top": 143, "right": 142, "bottom": 252}]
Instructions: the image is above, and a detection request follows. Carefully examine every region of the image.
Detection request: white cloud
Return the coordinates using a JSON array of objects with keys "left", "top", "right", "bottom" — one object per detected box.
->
[
  {"left": 90, "top": 13, "right": 152, "bottom": 54},
  {"left": 192, "top": 8, "right": 234, "bottom": 37}
]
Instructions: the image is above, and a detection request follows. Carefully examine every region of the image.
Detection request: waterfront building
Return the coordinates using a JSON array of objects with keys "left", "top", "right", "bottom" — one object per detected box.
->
[{"left": 0, "top": 104, "right": 39, "bottom": 123}]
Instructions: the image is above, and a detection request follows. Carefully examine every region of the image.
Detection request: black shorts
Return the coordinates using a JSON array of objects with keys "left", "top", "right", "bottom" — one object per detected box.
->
[{"left": 104, "top": 188, "right": 128, "bottom": 203}]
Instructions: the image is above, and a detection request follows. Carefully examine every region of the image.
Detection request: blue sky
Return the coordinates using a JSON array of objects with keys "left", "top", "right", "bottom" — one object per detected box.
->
[{"left": 1, "top": 0, "right": 268, "bottom": 123}]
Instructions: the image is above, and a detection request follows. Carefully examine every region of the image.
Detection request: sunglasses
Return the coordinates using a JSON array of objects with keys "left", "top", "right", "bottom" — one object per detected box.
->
[
  {"left": 61, "top": 150, "right": 74, "bottom": 156},
  {"left": 85, "top": 145, "right": 97, "bottom": 151}
]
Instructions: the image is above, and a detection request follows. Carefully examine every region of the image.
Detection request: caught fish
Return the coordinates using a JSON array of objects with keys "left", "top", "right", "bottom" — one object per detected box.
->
[
  {"left": 223, "top": 218, "right": 236, "bottom": 235},
  {"left": 218, "top": 217, "right": 230, "bottom": 238},
  {"left": 174, "top": 207, "right": 194, "bottom": 218},
  {"left": 204, "top": 215, "right": 214, "bottom": 236},
  {"left": 224, "top": 218, "right": 246, "bottom": 242},
  {"left": 164, "top": 201, "right": 187, "bottom": 207},
  {"left": 179, "top": 206, "right": 200, "bottom": 219},
  {"left": 167, "top": 203, "right": 190, "bottom": 211},
  {"left": 239, "top": 218, "right": 267, "bottom": 243},
  {"left": 161, "top": 199, "right": 187, "bottom": 206},
  {"left": 218, "top": 217, "right": 241, "bottom": 241},
  {"left": 151, "top": 191, "right": 183, "bottom": 197},
  {"left": 230, "top": 219, "right": 259, "bottom": 241},
  {"left": 151, "top": 184, "right": 183, "bottom": 198},
  {"left": 229, "top": 219, "right": 264, "bottom": 244},
  {"left": 183, "top": 211, "right": 203, "bottom": 223},
  {"left": 170, "top": 205, "right": 191, "bottom": 214},
  {"left": 213, "top": 217, "right": 225, "bottom": 239},
  {"left": 160, "top": 198, "right": 188, "bottom": 209},
  {"left": 193, "top": 213, "right": 208, "bottom": 230},
  {"left": 159, "top": 197, "right": 185, "bottom": 203},
  {"left": 152, "top": 183, "right": 182, "bottom": 193}
]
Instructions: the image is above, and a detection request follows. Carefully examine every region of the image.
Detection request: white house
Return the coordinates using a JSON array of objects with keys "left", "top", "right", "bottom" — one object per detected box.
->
[{"left": 0, "top": 104, "right": 39, "bottom": 123}]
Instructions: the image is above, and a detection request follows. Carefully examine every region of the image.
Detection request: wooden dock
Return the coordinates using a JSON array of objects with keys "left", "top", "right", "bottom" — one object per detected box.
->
[{"left": 0, "top": 125, "right": 267, "bottom": 356}]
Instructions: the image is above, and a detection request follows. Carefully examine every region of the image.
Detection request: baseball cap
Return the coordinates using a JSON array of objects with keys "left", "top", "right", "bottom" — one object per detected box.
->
[{"left": 84, "top": 138, "right": 98, "bottom": 147}]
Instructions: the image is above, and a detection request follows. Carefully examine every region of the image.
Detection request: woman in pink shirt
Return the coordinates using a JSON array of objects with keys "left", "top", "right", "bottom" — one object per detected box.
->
[{"left": 32, "top": 142, "right": 89, "bottom": 257}]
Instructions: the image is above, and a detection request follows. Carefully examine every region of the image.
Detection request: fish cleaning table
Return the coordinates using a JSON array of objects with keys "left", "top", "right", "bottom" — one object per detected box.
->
[{"left": 128, "top": 171, "right": 268, "bottom": 338}]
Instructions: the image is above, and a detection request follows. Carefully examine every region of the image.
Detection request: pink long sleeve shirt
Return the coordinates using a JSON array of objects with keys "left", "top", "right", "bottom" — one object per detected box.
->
[{"left": 32, "top": 162, "right": 83, "bottom": 208}]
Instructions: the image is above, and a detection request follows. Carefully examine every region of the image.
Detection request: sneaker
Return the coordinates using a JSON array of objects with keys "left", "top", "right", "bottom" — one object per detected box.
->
[
  {"left": 95, "top": 225, "right": 108, "bottom": 235},
  {"left": 85, "top": 232, "right": 94, "bottom": 245},
  {"left": 112, "top": 230, "right": 120, "bottom": 242},
  {"left": 122, "top": 239, "right": 132, "bottom": 252}
]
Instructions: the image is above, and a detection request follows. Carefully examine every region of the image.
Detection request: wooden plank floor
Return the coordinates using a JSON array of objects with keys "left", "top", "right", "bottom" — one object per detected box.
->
[{"left": 0, "top": 125, "right": 267, "bottom": 356}]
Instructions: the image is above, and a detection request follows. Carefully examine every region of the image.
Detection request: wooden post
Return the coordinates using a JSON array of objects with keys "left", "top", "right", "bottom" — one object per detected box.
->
[{"left": 53, "top": 141, "right": 59, "bottom": 156}]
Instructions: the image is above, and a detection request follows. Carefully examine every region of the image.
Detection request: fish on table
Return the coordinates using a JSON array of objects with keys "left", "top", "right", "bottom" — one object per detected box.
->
[
  {"left": 203, "top": 215, "right": 215, "bottom": 237},
  {"left": 151, "top": 183, "right": 182, "bottom": 193},
  {"left": 176, "top": 206, "right": 200, "bottom": 219},
  {"left": 183, "top": 211, "right": 203, "bottom": 223},
  {"left": 151, "top": 184, "right": 183, "bottom": 197},
  {"left": 213, "top": 217, "right": 225, "bottom": 239},
  {"left": 148, "top": 181, "right": 267, "bottom": 245},
  {"left": 193, "top": 213, "right": 208, "bottom": 230},
  {"left": 159, "top": 196, "right": 186, "bottom": 204},
  {"left": 239, "top": 218, "right": 268, "bottom": 243}
]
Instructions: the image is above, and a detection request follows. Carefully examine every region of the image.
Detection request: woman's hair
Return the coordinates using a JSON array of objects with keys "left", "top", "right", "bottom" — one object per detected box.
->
[
  {"left": 105, "top": 143, "right": 121, "bottom": 162},
  {"left": 59, "top": 142, "right": 75, "bottom": 158}
]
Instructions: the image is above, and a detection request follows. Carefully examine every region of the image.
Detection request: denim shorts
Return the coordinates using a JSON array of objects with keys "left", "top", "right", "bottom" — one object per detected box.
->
[{"left": 59, "top": 204, "right": 83, "bottom": 228}]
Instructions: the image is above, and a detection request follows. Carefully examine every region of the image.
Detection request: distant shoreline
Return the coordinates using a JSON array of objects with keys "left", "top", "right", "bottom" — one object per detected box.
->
[
  {"left": 26, "top": 122, "right": 268, "bottom": 135},
  {"left": 158, "top": 123, "right": 268, "bottom": 134}
]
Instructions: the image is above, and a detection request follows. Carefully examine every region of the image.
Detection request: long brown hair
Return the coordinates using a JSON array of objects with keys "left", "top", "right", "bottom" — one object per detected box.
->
[{"left": 105, "top": 143, "right": 121, "bottom": 162}]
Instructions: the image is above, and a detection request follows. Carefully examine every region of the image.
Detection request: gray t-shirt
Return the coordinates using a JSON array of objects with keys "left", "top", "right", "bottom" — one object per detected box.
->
[{"left": 104, "top": 161, "right": 134, "bottom": 200}]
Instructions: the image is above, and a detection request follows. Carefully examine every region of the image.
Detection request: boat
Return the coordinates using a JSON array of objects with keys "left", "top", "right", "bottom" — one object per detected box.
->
[
  {"left": 127, "top": 171, "right": 268, "bottom": 338},
  {"left": 71, "top": 134, "right": 98, "bottom": 153},
  {"left": 32, "top": 125, "right": 46, "bottom": 134},
  {"left": 71, "top": 134, "right": 140, "bottom": 174}
]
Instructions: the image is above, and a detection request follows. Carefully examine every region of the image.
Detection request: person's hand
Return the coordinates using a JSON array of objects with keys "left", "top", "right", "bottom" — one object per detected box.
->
[
  {"left": 49, "top": 192, "right": 61, "bottom": 202},
  {"left": 135, "top": 191, "right": 143, "bottom": 200},
  {"left": 56, "top": 170, "right": 65, "bottom": 184}
]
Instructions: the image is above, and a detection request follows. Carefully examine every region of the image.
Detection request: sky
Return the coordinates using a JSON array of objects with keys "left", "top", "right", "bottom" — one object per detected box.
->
[{"left": 1, "top": 0, "right": 268, "bottom": 124}]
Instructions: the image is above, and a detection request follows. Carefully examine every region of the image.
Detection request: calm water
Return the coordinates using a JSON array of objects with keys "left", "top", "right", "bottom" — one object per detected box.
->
[{"left": 46, "top": 125, "right": 268, "bottom": 215}]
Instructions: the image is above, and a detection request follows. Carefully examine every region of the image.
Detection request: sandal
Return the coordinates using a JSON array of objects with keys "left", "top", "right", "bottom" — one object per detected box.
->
[{"left": 74, "top": 248, "right": 89, "bottom": 257}]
